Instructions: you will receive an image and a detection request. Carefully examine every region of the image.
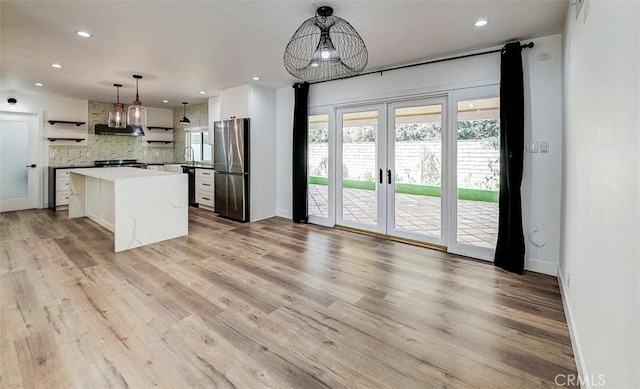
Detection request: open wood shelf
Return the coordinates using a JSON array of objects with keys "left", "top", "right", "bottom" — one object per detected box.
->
[
  {"left": 47, "top": 137, "right": 85, "bottom": 142},
  {"left": 48, "top": 120, "right": 86, "bottom": 126},
  {"left": 147, "top": 126, "right": 173, "bottom": 131}
]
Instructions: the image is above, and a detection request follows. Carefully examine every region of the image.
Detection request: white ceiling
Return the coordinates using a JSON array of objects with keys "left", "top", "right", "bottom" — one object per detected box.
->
[{"left": 1, "top": 0, "right": 568, "bottom": 108}]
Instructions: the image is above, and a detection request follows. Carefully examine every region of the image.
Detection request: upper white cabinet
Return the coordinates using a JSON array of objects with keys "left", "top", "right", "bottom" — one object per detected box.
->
[
  {"left": 208, "top": 96, "right": 221, "bottom": 145},
  {"left": 220, "top": 84, "right": 251, "bottom": 120}
]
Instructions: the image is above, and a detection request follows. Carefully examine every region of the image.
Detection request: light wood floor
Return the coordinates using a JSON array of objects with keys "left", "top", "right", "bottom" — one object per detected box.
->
[{"left": 1, "top": 208, "right": 577, "bottom": 388}]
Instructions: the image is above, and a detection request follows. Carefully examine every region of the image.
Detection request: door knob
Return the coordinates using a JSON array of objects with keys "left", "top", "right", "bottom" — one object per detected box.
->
[{"left": 26, "top": 164, "right": 36, "bottom": 168}]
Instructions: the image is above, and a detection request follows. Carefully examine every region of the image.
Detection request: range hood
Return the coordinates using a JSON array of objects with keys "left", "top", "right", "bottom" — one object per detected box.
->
[{"left": 95, "top": 124, "right": 145, "bottom": 136}]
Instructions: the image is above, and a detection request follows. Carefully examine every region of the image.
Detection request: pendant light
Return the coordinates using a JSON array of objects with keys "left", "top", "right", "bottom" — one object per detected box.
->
[
  {"left": 179, "top": 102, "right": 190, "bottom": 125},
  {"left": 284, "top": 6, "right": 368, "bottom": 82},
  {"left": 127, "top": 74, "right": 147, "bottom": 127},
  {"left": 108, "top": 83, "right": 126, "bottom": 128}
]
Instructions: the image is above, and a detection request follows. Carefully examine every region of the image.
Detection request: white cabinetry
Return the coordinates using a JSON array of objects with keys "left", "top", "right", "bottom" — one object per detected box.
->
[
  {"left": 195, "top": 168, "right": 215, "bottom": 209},
  {"left": 221, "top": 84, "right": 250, "bottom": 120},
  {"left": 208, "top": 96, "right": 221, "bottom": 145},
  {"left": 246, "top": 84, "right": 276, "bottom": 221},
  {"left": 209, "top": 83, "right": 276, "bottom": 221},
  {"left": 55, "top": 169, "right": 71, "bottom": 207}
]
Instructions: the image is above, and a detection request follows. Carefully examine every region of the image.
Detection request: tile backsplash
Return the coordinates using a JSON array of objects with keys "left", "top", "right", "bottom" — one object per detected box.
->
[
  {"left": 172, "top": 102, "right": 208, "bottom": 162},
  {"left": 48, "top": 101, "right": 174, "bottom": 167}
]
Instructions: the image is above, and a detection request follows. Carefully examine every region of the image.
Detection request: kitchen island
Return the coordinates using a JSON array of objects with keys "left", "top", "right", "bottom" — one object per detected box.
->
[{"left": 68, "top": 167, "right": 188, "bottom": 252}]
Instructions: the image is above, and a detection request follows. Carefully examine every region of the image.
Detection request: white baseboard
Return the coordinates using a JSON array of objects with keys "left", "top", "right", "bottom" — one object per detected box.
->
[
  {"left": 276, "top": 209, "right": 292, "bottom": 219},
  {"left": 558, "top": 267, "right": 589, "bottom": 388},
  {"left": 525, "top": 257, "right": 557, "bottom": 276}
]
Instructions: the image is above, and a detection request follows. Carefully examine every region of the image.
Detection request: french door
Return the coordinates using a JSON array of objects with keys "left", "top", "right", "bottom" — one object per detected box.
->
[
  {"left": 309, "top": 86, "right": 500, "bottom": 260},
  {"left": 335, "top": 98, "right": 447, "bottom": 247},
  {"left": 0, "top": 112, "right": 40, "bottom": 212}
]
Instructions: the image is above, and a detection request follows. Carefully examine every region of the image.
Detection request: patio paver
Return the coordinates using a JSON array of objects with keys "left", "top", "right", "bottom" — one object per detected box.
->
[{"left": 308, "top": 184, "right": 498, "bottom": 249}]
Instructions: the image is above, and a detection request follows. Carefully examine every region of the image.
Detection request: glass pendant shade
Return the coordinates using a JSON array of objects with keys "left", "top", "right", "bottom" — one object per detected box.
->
[
  {"left": 127, "top": 75, "right": 147, "bottom": 127},
  {"left": 108, "top": 83, "right": 126, "bottom": 128},
  {"left": 127, "top": 103, "right": 147, "bottom": 127},
  {"left": 179, "top": 102, "right": 190, "bottom": 125},
  {"left": 284, "top": 6, "right": 367, "bottom": 82}
]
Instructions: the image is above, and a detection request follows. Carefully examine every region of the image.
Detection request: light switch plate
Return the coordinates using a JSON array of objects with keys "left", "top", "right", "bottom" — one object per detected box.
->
[{"left": 540, "top": 141, "right": 549, "bottom": 153}]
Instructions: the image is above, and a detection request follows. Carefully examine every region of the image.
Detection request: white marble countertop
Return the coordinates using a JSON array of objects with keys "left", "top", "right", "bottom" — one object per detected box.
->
[{"left": 68, "top": 167, "right": 184, "bottom": 182}]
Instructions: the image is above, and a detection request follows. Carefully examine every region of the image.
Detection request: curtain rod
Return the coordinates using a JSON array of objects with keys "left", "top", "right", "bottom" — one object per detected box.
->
[{"left": 310, "top": 42, "right": 534, "bottom": 85}]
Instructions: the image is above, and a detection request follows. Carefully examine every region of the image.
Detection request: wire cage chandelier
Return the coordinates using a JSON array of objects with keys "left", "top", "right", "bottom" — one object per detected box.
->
[{"left": 284, "top": 6, "right": 368, "bottom": 82}]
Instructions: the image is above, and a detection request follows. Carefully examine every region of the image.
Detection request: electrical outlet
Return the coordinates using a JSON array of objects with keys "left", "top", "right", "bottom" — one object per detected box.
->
[
  {"left": 524, "top": 141, "right": 538, "bottom": 153},
  {"left": 155, "top": 151, "right": 160, "bottom": 156}
]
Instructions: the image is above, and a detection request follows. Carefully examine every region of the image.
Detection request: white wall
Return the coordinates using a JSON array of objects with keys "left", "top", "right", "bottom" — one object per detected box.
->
[
  {"left": 560, "top": 1, "right": 639, "bottom": 387},
  {"left": 1, "top": 89, "right": 88, "bottom": 208},
  {"left": 521, "top": 35, "right": 564, "bottom": 275},
  {"left": 0, "top": 90, "right": 88, "bottom": 122},
  {"left": 275, "top": 87, "right": 294, "bottom": 218},
  {"left": 275, "top": 35, "right": 563, "bottom": 275}
]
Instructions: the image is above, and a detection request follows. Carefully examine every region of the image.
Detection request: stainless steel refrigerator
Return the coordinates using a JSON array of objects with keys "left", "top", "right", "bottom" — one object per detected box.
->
[{"left": 214, "top": 118, "right": 249, "bottom": 222}]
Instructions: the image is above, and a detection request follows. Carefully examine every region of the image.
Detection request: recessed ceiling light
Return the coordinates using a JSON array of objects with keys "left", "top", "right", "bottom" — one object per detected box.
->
[
  {"left": 199, "top": 90, "right": 206, "bottom": 95},
  {"left": 76, "top": 31, "right": 91, "bottom": 38},
  {"left": 252, "top": 76, "right": 260, "bottom": 81},
  {"left": 34, "top": 82, "right": 44, "bottom": 87},
  {"left": 51, "top": 63, "right": 63, "bottom": 69},
  {"left": 474, "top": 19, "right": 488, "bottom": 27},
  {"left": 162, "top": 100, "right": 169, "bottom": 103}
]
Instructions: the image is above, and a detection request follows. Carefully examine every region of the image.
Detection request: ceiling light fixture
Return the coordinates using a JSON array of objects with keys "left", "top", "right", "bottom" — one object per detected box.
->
[
  {"left": 51, "top": 63, "right": 63, "bottom": 69},
  {"left": 76, "top": 31, "right": 91, "bottom": 38},
  {"left": 34, "top": 82, "right": 44, "bottom": 87},
  {"left": 284, "top": 6, "right": 368, "bottom": 82},
  {"left": 199, "top": 90, "right": 206, "bottom": 95},
  {"left": 179, "top": 102, "right": 191, "bottom": 125},
  {"left": 127, "top": 74, "right": 147, "bottom": 127},
  {"left": 252, "top": 76, "right": 260, "bottom": 81},
  {"left": 162, "top": 100, "right": 169, "bottom": 103},
  {"left": 109, "top": 83, "right": 127, "bottom": 128},
  {"left": 474, "top": 19, "right": 488, "bottom": 27}
]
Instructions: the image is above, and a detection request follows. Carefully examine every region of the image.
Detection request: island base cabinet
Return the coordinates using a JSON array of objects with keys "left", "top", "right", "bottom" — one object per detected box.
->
[
  {"left": 68, "top": 168, "right": 188, "bottom": 252},
  {"left": 86, "top": 177, "right": 115, "bottom": 232}
]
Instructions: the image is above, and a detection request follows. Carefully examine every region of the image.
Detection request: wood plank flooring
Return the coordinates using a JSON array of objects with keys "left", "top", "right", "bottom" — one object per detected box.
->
[{"left": 0, "top": 208, "right": 577, "bottom": 388}]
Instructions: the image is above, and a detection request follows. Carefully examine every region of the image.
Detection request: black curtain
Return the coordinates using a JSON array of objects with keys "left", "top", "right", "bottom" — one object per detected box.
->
[
  {"left": 494, "top": 41, "right": 526, "bottom": 275},
  {"left": 292, "top": 82, "right": 310, "bottom": 223}
]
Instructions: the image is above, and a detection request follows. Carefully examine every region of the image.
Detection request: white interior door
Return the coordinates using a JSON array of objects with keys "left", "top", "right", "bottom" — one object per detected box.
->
[{"left": 0, "top": 112, "right": 40, "bottom": 212}]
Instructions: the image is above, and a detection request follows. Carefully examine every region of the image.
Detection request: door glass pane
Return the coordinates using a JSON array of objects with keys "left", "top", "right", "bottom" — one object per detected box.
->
[
  {"left": 456, "top": 97, "right": 500, "bottom": 249},
  {"left": 393, "top": 104, "right": 442, "bottom": 237},
  {"left": 0, "top": 120, "right": 29, "bottom": 200},
  {"left": 308, "top": 114, "right": 329, "bottom": 218},
  {"left": 341, "top": 111, "right": 378, "bottom": 225}
]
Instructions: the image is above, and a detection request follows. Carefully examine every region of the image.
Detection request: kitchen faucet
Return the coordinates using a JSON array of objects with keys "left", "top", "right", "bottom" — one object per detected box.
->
[{"left": 183, "top": 146, "right": 195, "bottom": 163}]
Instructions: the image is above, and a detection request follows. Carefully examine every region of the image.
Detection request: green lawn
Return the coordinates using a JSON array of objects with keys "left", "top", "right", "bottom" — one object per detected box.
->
[{"left": 308, "top": 176, "right": 498, "bottom": 203}]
